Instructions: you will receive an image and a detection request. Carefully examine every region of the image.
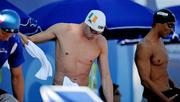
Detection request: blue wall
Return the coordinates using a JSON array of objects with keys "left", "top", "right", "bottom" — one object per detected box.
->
[{"left": 108, "top": 40, "right": 134, "bottom": 102}]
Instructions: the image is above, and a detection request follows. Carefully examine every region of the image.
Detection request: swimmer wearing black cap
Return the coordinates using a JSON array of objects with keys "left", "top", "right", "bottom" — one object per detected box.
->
[
  {"left": 152, "top": 9, "right": 176, "bottom": 35},
  {"left": 135, "top": 9, "right": 180, "bottom": 102}
]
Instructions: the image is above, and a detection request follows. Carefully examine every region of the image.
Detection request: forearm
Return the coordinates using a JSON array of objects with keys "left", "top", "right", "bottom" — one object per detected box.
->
[
  {"left": 29, "top": 31, "right": 55, "bottom": 43},
  {"left": 28, "top": 34, "right": 41, "bottom": 43},
  {"left": 102, "top": 76, "right": 113, "bottom": 102},
  {"left": 143, "top": 79, "right": 170, "bottom": 102},
  {"left": 19, "top": 32, "right": 29, "bottom": 44},
  {"left": 20, "top": 31, "right": 51, "bottom": 43},
  {"left": 12, "top": 76, "right": 24, "bottom": 102}
]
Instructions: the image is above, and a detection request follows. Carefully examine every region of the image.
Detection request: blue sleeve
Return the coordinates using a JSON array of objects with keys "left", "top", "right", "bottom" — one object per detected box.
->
[{"left": 8, "top": 35, "right": 25, "bottom": 68}]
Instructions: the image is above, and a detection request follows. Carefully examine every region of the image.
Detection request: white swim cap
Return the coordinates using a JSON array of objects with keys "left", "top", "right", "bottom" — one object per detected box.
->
[{"left": 85, "top": 10, "right": 106, "bottom": 33}]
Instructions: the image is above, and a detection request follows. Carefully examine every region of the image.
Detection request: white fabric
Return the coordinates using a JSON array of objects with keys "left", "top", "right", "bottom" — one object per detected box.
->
[
  {"left": 10, "top": 43, "right": 17, "bottom": 54},
  {"left": 63, "top": 76, "right": 79, "bottom": 86},
  {"left": 2, "top": 60, "right": 10, "bottom": 69},
  {"left": 25, "top": 40, "right": 52, "bottom": 80}
]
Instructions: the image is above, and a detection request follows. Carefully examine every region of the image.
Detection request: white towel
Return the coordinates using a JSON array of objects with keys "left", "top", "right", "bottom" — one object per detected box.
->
[
  {"left": 2, "top": 60, "right": 10, "bottom": 69},
  {"left": 63, "top": 76, "right": 79, "bottom": 86},
  {"left": 25, "top": 40, "right": 53, "bottom": 80}
]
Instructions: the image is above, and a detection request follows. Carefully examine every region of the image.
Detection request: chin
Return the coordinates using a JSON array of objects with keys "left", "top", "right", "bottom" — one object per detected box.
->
[
  {"left": 160, "top": 35, "right": 167, "bottom": 38},
  {"left": 161, "top": 36, "right": 167, "bottom": 38},
  {"left": 161, "top": 33, "right": 169, "bottom": 38},
  {"left": 87, "top": 36, "right": 93, "bottom": 40}
]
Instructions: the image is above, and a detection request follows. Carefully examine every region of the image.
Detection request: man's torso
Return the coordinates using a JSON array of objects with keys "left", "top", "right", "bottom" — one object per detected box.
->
[
  {"left": 53, "top": 24, "right": 102, "bottom": 85},
  {"left": 144, "top": 39, "right": 170, "bottom": 91}
]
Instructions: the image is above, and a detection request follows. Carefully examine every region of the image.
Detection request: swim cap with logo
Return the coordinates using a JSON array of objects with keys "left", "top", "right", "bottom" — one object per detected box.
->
[
  {"left": 153, "top": 9, "right": 175, "bottom": 24},
  {"left": 85, "top": 10, "right": 106, "bottom": 33},
  {"left": 0, "top": 9, "right": 20, "bottom": 33}
]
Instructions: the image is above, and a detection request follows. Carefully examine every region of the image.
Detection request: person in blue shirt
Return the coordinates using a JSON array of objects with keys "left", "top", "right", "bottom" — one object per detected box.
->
[{"left": 0, "top": 9, "right": 24, "bottom": 102}]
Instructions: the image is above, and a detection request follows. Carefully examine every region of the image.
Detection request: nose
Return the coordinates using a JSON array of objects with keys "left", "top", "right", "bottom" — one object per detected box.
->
[{"left": 170, "top": 27, "right": 175, "bottom": 34}]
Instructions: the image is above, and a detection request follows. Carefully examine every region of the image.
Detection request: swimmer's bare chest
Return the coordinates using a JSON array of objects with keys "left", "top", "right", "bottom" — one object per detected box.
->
[
  {"left": 151, "top": 43, "right": 168, "bottom": 67},
  {"left": 56, "top": 33, "right": 100, "bottom": 75},
  {"left": 150, "top": 43, "right": 169, "bottom": 82}
]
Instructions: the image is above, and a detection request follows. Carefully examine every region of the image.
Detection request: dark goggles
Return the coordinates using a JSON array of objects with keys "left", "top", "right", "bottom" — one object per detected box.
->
[
  {"left": 1, "top": 28, "right": 19, "bottom": 33},
  {"left": 166, "top": 23, "right": 175, "bottom": 29},
  {"left": 89, "top": 27, "right": 101, "bottom": 35}
]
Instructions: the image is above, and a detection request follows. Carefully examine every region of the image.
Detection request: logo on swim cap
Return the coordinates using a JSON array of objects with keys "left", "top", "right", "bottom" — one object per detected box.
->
[
  {"left": 85, "top": 10, "right": 106, "bottom": 33},
  {"left": 153, "top": 9, "right": 175, "bottom": 24},
  {"left": 88, "top": 13, "right": 98, "bottom": 23},
  {"left": 0, "top": 15, "right": 5, "bottom": 23},
  {"left": 157, "top": 12, "right": 168, "bottom": 17}
]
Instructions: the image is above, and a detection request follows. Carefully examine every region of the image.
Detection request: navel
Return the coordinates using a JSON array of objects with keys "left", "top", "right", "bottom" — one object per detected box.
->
[
  {"left": 90, "top": 60, "right": 93, "bottom": 63},
  {"left": 65, "top": 52, "right": 69, "bottom": 55}
]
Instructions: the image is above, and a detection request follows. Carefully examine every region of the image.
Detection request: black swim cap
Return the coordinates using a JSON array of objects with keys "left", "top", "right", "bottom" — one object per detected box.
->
[{"left": 153, "top": 9, "right": 175, "bottom": 24}]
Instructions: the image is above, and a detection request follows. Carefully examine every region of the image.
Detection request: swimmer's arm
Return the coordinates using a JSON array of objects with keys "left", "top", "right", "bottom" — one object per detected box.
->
[
  {"left": 11, "top": 65, "right": 24, "bottom": 102},
  {"left": 98, "top": 37, "right": 113, "bottom": 102},
  {"left": 28, "top": 25, "right": 57, "bottom": 43},
  {"left": 20, "top": 23, "right": 64, "bottom": 44},
  {"left": 19, "top": 30, "right": 56, "bottom": 45},
  {"left": 18, "top": 32, "right": 29, "bottom": 45},
  {"left": 135, "top": 44, "right": 170, "bottom": 102}
]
